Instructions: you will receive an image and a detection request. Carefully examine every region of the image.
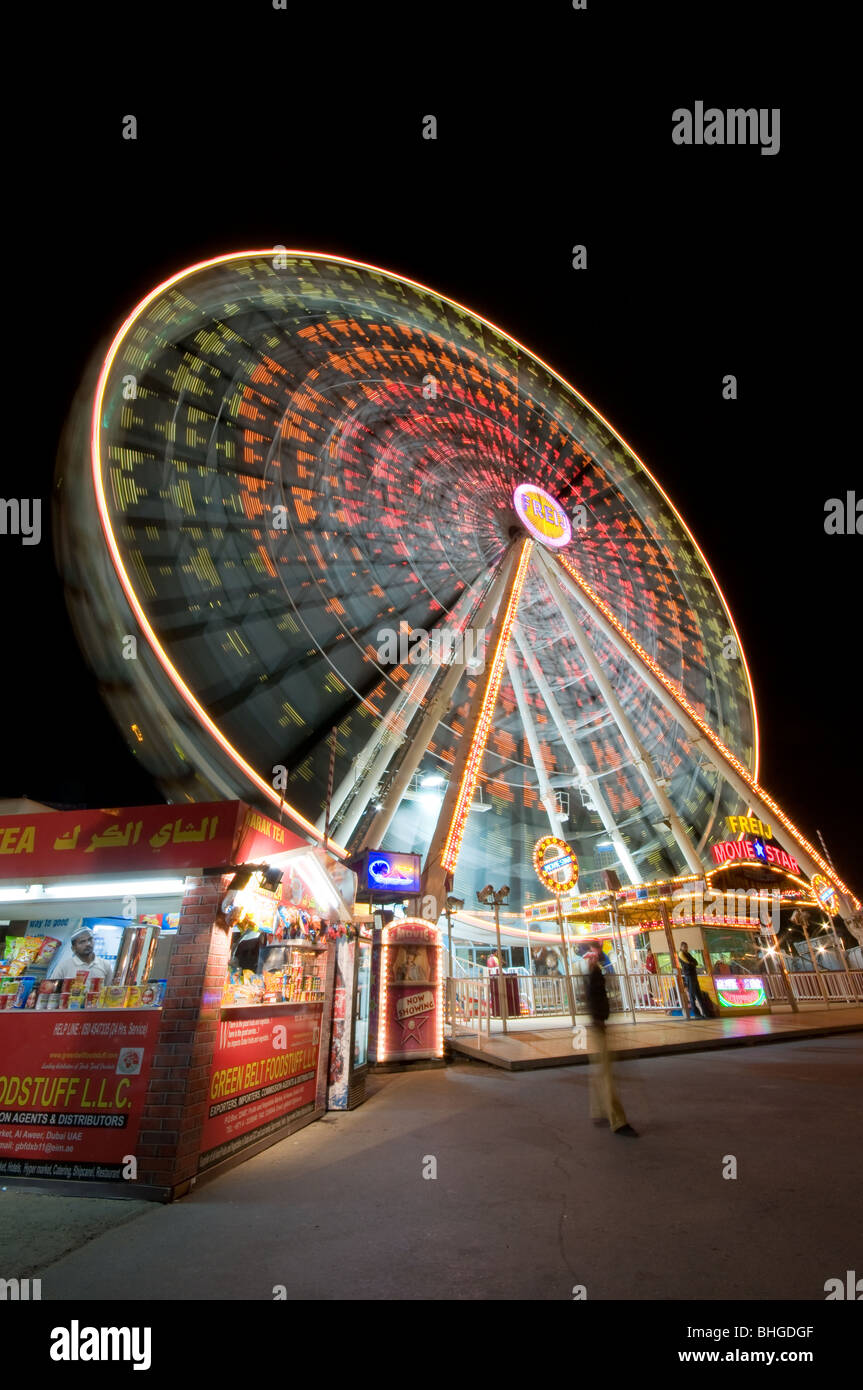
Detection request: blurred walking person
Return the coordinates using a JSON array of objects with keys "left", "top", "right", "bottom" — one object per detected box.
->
[{"left": 586, "top": 946, "right": 638, "bottom": 1137}]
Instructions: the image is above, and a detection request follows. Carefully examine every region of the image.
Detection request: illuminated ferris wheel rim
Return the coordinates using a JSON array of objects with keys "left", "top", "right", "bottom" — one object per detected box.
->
[{"left": 89, "top": 247, "right": 761, "bottom": 809}]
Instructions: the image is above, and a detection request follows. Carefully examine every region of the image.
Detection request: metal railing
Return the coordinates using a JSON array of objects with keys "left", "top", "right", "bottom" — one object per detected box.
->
[
  {"left": 447, "top": 969, "right": 682, "bottom": 1032},
  {"left": 518, "top": 975, "right": 574, "bottom": 1016},
  {"left": 620, "top": 971, "right": 683, "bottom": 1012},
  {"left": 742, "top": 969, "right": 863, "bottom": 1005},
  {"left": 446, "top": 967, "right": 863, "bottom": 1037}
]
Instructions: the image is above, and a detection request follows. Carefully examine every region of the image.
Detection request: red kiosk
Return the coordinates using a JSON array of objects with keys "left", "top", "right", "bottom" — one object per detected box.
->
[{"left": 0, "top": 800, "right": 351, "bottom": 1199}]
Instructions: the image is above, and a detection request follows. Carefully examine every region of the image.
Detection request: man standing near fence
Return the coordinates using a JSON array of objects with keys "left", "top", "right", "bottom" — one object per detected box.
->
[
  {"left": 678, "top": 941, "right": 708, "bottom": 1019},
  {"left": 586, "top": 946, "right": 638, "bottom": 1137}
]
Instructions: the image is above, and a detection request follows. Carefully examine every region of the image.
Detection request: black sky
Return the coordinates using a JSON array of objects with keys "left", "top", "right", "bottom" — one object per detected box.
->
[{"left": 4, "top": 3, "right": 859, "bottom": 888}]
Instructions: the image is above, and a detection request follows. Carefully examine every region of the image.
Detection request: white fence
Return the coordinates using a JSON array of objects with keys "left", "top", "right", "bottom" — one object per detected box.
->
[
  {"left": 447, "top": 967, "right": 863, "bottom": 1036},
  {"left": 761, "top": 968, "right": 863, "bottom": 1003}
]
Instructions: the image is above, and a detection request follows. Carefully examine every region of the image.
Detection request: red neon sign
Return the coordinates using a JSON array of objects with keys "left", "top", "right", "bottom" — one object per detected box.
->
[{"left": 711, "top": 840, "right": 799, "bottom": 875}]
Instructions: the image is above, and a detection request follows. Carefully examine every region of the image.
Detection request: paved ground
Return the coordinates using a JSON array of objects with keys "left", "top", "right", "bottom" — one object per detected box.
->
[
  {"left": 2, "top": 1034, "right": 860, "bottom": 1301},
  {"left": 450, "top": 1004, "right": 863, "bottom": 1068}
]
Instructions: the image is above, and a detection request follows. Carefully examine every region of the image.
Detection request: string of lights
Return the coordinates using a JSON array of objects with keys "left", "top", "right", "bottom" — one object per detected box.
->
[{"left": 441, "top": 541, "right": 533, "bottom": 872}]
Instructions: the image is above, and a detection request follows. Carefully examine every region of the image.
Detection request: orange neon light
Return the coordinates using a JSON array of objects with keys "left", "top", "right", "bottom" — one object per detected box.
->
[
  {"left": 91, "top": 301, "right": 347, "bottom": 852},
  {"left": 441, "top": 542, "right": 533, "bottom": 871},
  {"left": 91, "top": 249, "right": 761, "bottom": 846},
  {"left": 554, "top": 554, "right": 859, "bottom": 909}
]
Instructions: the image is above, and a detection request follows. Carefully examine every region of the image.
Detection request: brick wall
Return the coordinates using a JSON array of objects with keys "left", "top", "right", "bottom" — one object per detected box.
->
[{"left": 136, "top": 874, "right": 231, "bottom": 1191}]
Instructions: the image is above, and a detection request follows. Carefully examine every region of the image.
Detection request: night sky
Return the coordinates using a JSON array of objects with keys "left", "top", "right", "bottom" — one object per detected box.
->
[{"left": 4, "top": 5, "right": 859, "bottom": 888}]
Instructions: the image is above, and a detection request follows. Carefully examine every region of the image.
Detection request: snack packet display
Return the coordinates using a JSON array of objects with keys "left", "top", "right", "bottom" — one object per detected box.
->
[
  {"left": 33, "top": 937, "right": 62, "bottom": 968},
  {"left": 14, "top": 976, "right": 38, "bottom": 1009},
  {"left": 0, "top": 979, "right": 20, "bottom": 1009},
  {"left": 35, "top": 980, "right": 61, "bottom": 1011},
  {"left": 5, "top": 938, "right": 43, "bottom": 977},
  {"left": 101, "top": 985, "right": 128, "bottom": 1008}
]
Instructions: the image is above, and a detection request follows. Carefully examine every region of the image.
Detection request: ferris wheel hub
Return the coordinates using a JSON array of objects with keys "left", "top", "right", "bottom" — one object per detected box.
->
[{"left": 512, "top": 483, "right": 572, "bottom": 548}]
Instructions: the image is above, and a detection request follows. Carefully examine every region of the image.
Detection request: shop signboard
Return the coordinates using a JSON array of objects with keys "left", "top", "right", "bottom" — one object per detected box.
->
[
  {"left": 353, "top": 850, "right": 421, "bottom": 896},
  {"left": 234, "top": 806, "right": 307, "bottom": 865},
  {"left": 377, "top": 920, "right": 443, "bottom": 1062},
  {"left": 533, "top": 835, "right": 579, "bottom": 894},
  {"left": 810, "top": 874, "right": 838, "bottom": 918},
  {"left": 0, "top": 1010, "right": 160, "bottom": 1181},
  {"left": 199, "top": 1005, "right": 323, "bottom": 1171},
  {"left": 710, "top": 837, "right": 800, "bottom": 875},
  {"left": 0, "top": 801, "right": 308, "bottom": 882}
]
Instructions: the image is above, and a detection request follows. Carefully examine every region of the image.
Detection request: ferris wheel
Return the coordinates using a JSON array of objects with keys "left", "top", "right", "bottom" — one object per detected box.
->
[{"left": 57, "top": 250, "right": 857, "bottom": 915}]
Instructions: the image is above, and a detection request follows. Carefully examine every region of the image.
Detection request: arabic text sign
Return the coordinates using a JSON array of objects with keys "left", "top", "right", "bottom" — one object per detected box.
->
[{"left": 0, "top": 802, "right": 239, "bottom": 879}]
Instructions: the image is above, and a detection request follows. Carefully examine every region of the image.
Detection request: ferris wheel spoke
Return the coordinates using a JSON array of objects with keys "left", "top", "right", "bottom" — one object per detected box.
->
[
  {"left": 505, "top": 651, "right": 568, "bottom": 842},
  {"left": 419, "top": 540, "right": 533, "bottom": 910},
  {"left": 510, "top": 623, "right": 642, "bottom": 886},
  {"left": 545, "top": 548, "right": 856, "bottom": 908},
  {"left": 356, "top": 546, "right": 520, "bottom": 857},
  {"left": 535, "top": 547, "right": 704, "bottom": 876}
]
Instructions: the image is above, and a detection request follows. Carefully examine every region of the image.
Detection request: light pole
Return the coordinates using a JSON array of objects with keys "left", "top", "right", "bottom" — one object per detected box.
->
[
  {"left": 478, "top": 883, "right": 511, "bottom": 1033},
  {"left": 444, "top": 894, "right": 465, "bottom": 978},
  {"left": 443, "top": 894, "right": 464, "bottom": 1030}
]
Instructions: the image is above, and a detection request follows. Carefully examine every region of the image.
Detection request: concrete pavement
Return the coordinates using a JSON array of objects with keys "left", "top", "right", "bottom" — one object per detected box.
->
[{"left": 2, "top": 1034, "right": 860, "bottom": 1300}]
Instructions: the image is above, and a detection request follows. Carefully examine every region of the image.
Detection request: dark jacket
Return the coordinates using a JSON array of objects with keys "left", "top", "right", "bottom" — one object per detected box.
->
[
  {"left": 679, "top": 949, "right": 699, "bottom": 977},
  {"left": 587, "top": 961, "right": 610, "bottom": 1023}
]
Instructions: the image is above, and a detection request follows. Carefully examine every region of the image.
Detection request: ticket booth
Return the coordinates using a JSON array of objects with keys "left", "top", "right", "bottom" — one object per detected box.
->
[{"left": 373, "top": 919, "right": 444, "bottom": 1064}]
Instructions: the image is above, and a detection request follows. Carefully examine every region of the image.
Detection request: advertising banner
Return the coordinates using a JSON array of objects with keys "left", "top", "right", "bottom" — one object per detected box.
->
[
  {"left": 327, "top": 938, "right": 353, "bottom": 1109},
  {"left": 199, "top": 1005, "right": 323, "bottom": 1171},
  {"left": 0, "top": 1010, "right": 159, "bottom": 1181},
  {"left": 0, "top": 800, "right": 308, "bottom": 882}
]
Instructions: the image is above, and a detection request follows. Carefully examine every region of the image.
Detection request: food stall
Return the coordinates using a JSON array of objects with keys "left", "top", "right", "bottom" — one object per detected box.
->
[{"left": 0, "top": 800, "right": 356, "bottom": 1199}]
